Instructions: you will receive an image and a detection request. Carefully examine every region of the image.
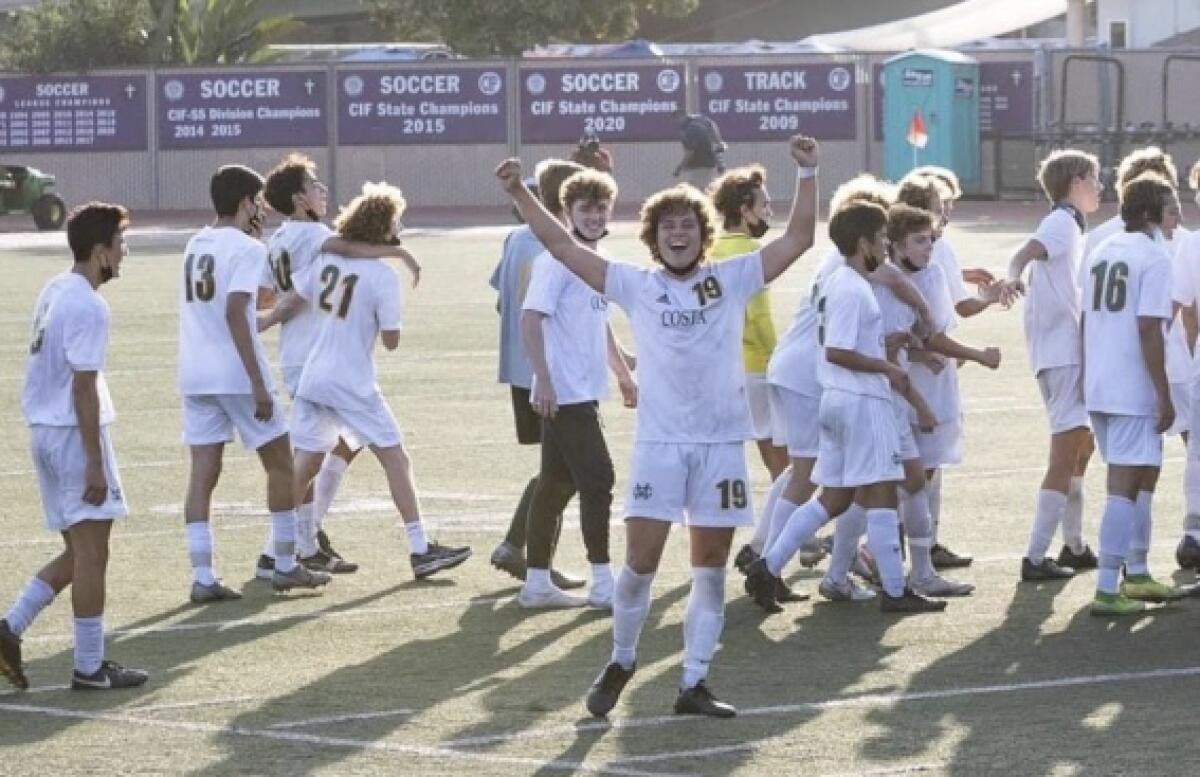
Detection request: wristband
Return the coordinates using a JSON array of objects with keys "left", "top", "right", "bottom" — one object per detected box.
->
[{"left": 797, "top": 166, "right": 818, "bottom": 180}]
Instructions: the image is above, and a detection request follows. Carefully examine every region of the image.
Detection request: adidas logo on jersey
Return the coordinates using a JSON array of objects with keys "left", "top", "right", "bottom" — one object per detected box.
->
[{"left": 656, "top": 293, "right": 670, "bottom": 305}]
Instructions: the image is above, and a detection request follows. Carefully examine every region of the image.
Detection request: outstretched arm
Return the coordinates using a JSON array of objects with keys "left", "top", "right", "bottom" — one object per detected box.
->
[
  {"left": 759, "top": 135, "right": 819, "bottom": 284},
  {"left": 323, "top": 237, "right": 421, "bottom": 287},
  {"left": 927, "top": 332, "right": 1001, "bottom": 369},
  {"left": 1006, "top": 238, "right": 1047, "bottom": 292},
  {"left": 496, "top": 159, "right": 608, "bottom": 294}
]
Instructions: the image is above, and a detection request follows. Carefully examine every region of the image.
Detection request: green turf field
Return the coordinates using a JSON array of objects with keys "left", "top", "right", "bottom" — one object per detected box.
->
[{"left": 1, "top": 208, "right": 1198, "bottom": 776}]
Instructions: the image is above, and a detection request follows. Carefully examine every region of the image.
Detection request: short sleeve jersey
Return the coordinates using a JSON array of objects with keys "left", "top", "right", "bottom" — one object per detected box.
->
[
  {"left": 178, "top": 226, "right": 274, "bottom": 396},
  {"left": 296, "top": 254, "right": 403, "bottom": 411},
  {"left": 931, "top": 237, "right": 971, "bottom": 306},
  {"left": 711, "top": 233, "right": 776, "bottom": 373},
  {"left": 22, "top": 272, "right": 115, "bottom": 427},
  {"left": 489, "top": 226, "right": 545, "bottom": 389},
  {"left": 766, "top": 248, "right": 844, "bottom": 398},
  {"left": 1083, "top": 230, "right": 1173, "bottom": 416},
  {"left": 1024, "top": 208, "right": 1086, "bottom": 373},
  {"left": 266, "top": 220, "right": 334, "bottom": 370},
  {"left": 904, "top": 263, "right": 962, "bottom": 424},
  {"left": 522, "top": 251, "right": 610, "bottom": 405},
  {"left": 817, "top": 264, "right": 890, "bottom": 400},
  {"left": 1164, "top": 225, "right": 1192, "bottom": 384},
  {"left": 604, "top": 253, "right": 764, "bottom": 443}
]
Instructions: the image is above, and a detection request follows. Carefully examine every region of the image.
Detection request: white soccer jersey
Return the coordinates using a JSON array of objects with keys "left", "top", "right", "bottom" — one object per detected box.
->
[
  {"left": 266, "top": 220, "right": 334, "bottom": 370},
  {"left": 604, "top": 252, "right": 764, "bottom": 443},
  {"left": 522, "top": 251, "right": 610, "bottom": 405},
  {"left": 1024, "top": 207, "right": 1086, "bottom": 373},
  {"left": 766, "top": 247, "right": 844, "bottom": 399},
  {"left": 818, "top": 264, "right": 889, "bottom": 400},
  {"left": 931, "top": 237, "right": 970, "bottom": 306},
  {"left": 907, "top": 263, "right": 962, "bottom": 424},
  {"left": 296, "top": 254, "right": 403, "bottom": 411},
  {"left": 1083, "top": 230, "right": 1173, "bottom": 416},
  {"left": 177, "top": 226, "right": 274, "bottom": 396},
  {"left": 22, "top": 272, "right": 115, "bottom": 427},
  {"left": 1165, "top": 225, "right": 1193, "bottom": 385}
]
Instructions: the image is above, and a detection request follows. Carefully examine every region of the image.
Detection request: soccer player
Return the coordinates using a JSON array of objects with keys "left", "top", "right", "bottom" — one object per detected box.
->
[
  {"left": 1006, "top": 150, "right": 1102, "bottom": 581},
  {"left": 0, "top": 203, "right": 148, "bottom": 691},
  {"left": 518, "top": 169, "right": 636, "bottom": 609},
  {"left": 1176, "top": 161, "right": 1200, "bottom": 570},
  {"left": 498, "top": 133, "right": 819, "bottom": 719},
  {"left": 744, "top": 200, "right": 945, "bottom": 617},
  {"left": 178, "top": 165, "right": 330, "bottom": 604},
  {"left": 1082, "top": 173, "right": 1181, "bottom": 614},
  {"left": 256, "top": 153, "right": 420, "bottom": 578},
  {"left": 290, "top": 183, "right": 471, "bottom": 580}
]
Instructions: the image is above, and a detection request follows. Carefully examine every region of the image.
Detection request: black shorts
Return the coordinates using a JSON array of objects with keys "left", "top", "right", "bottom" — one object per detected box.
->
[{"left": 511, "top": 385, "right": 542, "bottom": 445}]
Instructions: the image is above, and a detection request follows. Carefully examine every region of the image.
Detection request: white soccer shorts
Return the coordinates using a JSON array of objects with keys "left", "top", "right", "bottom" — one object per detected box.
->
[
  {"left": 915, "top": 418, "right": 964, "bottom": 469},
  {"left": 812, "top": 390, "right": 903, "bottom": 489},
  {"left": 1036, "top": 365, "right": 1089, "bottom": 435},
  {"left": 31, "top": 425, "right": 128, "bottom": 532},
  {"left": 283, "top": 366, "right": 304, "bottom": 400},
  {"left": 182, "top": 394, "right": 289, "bottom": 451},
  {"left": 893, "top": 397, "right": 920, "bottom": 462},
  {"left": 767, "top": 384, "right": 819, "bottom": 458},
  {"left": 290, "top": 394, "right": 401, "bottom": 453},
  {"left": 623, "top": 441, "right": 754, "bottom": 528},
  {"left": 1169, "top": 381, "right": 1190, "bottom": 437},
  {"left": 1090, "top": 412, "right": 1162, "bottom": 467},
  {"left": 745, "top": 372, "right": 786, "bottom": 443}
]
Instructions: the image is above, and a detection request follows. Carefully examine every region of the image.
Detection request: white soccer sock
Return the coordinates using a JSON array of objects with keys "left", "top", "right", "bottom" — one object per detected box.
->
[
  {"left": 591, "top": 563, "right": 614, "bottom": 591},
  {"left": 186, "top": 521, "right": 216, "bottom": 586},
  {"left": 765, "top": 497, "right": 799, "bottom": 560},
  {"left": 1126, "top": 490, "right": 1153, "bottom": 576},
  {"left": 261, "top": 527, "right": 275, "bottom": 561},
  {"left": 681, "top": 567, "right": 725, "bottom": 690},
  {"left": 611, "top": 566, "right": 654, "bottom": 670},
  {"left": 271, "top": 510, "right": 298, "bottom": 573},
  {"left": 72, "top": 616, "right": 104, "bottom": 676},
  {"left": 1097, "top": 495, "right": 1135, "bottom": 594},
  {"left": 927, "top": 469, "right": 943, "bottom": 542},
  {"left": 296, "top": 502, "right": 319, "bottom": 558},
  {"left": 4, "top": 577, "right": 55, "bottom": 636},
  {"left": 901, "top": 487, "right": 936, "bottom": 582},
  {"left": 1060, "top": 476, "right": 1086, "bottom": 553},
  {"left": 750, "top": 471, "right": 789, "bottom": 553},
  {"left": 827, "top": 503, "right": 867, "bottom": 583},
  {"left": 314, "top": 453, "right": 350, "bottom": 530},
  {"left": 763, "top": 499, "right": 831, "bottom": 576},
  {"left": 1026, "top": 489, "right": 1068, "bottom": 561},
  {"left": 526, "top": 567, "right": 552, "bottom": 590},
  {"left": 866, "top": 508, "right": 906, "bottom": 598},
  {"left": 404, "top": 521, "right": 429, "bottom": 555}
]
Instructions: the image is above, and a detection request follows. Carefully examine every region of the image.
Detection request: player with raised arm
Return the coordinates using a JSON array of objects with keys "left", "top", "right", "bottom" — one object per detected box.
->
[
  {"left": 178, "top": 165, "right": 331, "bottom": 604},
  {"left": 290, "top": 183, "right": 471, "bottom": 580},
  {"left": 0, "top": 204, "right": 148, "bottom": 691},
  {"left": 499, "top": 133, "right": 819, "bottom": 719}
]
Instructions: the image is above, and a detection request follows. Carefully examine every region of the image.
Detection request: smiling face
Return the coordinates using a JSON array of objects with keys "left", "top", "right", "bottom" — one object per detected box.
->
[
  {"left": 568, "top": 198, "right": 612, "bottom": 243},
  {"left": 656, "top": 204, "right": 704, "bottom": 272},
  {"left": 895, "top": 228, "right": 933, "bottom": 268}
]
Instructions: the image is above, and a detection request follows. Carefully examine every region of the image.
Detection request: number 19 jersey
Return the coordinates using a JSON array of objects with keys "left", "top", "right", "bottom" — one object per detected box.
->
[{"left": 177, "top": 226, "right": 275, "bottom": 396}]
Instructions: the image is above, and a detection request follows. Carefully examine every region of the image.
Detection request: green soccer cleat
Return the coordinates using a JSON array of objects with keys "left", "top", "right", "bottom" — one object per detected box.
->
[
  {"left": 1120, "top": 575, "right": 1182, "bottom": 603},
  {"left": 1090, "top": 592, "right": 1146, "bottom": 616}
]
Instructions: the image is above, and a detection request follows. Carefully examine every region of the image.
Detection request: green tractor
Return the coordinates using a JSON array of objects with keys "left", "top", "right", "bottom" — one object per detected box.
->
[{"left": 0, "top": 165, "right": 67, "bottom": 230}]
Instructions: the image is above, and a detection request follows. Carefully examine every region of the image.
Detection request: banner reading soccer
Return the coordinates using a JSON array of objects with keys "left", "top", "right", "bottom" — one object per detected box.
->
[
  {"left": 337, "top": 67, "right": 507, "bottom": 145},
  {"left": 0, "top": 75, "right": 147, "bottom": 151},
  {"left": 699, "top": 63, "right": 857, "bottom": 141},
  {"left": 158, "top": 71, "right": 327, "bottom": 149},
  {"left": 519, "top": 64, "right": 685, "bottom": 143}
]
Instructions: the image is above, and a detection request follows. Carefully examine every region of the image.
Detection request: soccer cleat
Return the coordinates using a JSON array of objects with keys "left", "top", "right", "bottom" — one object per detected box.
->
[
  {"left": 733, "top": 543, "right": 758, "bottom": 574},
  {"left": 775, "top": 578, "right": 810, "bottom": 603},
  {"left": 818, "top": 576, "right": 877, "bottom": 602},
  {"left": 910, "top": 573, "right": 975, "bottom": 597},
  {"left": 586, "top": 661, "right": 635, "bottom": 718},
  {"left": 411, "top": 541, "right": 472, "bottom": 580},
  {"left": 880, "top": 588, "right": 947, "bottom": 614},
  {"left": 71, "top": 660, "right": 149, "bottom": 691},
  {"left": 518, "top": 584, "right": 587, "bottom": 609},
  {"left": 190, "top": 580, "right": 243, "bottom": 604},
  {"left": 314, "top": 531, "right": 359, "bottom": 573},
  {"left": 490, "top": 541, "right": 527, "bottom": 581},
  {"left": 588, "top": 578, "right": 614, "bottom": 610},
  {"left": 743, "top": 558, "right": 783, "bottom": 614},
  {"left": 0, "top": 619, "right": 28, "bottom": 691},
  {"left": 1056, "top": 544, "right": 1098, "bottom": 571},
  {"left": 797, "top": 538, "right": 827, "bottom": 569},
  {"left": 1021, "top": 557, "right": 1075, "bottom": 581},
  {"left": 674, "top": 681, "right": 736, "bottom": 718},
  {"left": 255, "top": 554, "right": 275, "bottom": 581},
  {"left": 931, "top": 543, "right": 973, "bottom": 569},
  {"left": 1121, "top": 575, "right": 1183, "bottom": 603},
  {"left": 852, "top": 545, "right": 880, "bottom": 586},
  {"left": 272, "top": 564, "right": 333, "bottom": 592},
  {"left": 1175, "top": 535, "right": 1200, "bottom": 571},
  {"left": 551, "top": 568, "right": 587, "bottom": 590},
  {"left": 1090, "top": 592, "right": 1147, "bottom": 616},
  {"left": 300, "top": 549, "right": 358, "bottom": 575}
]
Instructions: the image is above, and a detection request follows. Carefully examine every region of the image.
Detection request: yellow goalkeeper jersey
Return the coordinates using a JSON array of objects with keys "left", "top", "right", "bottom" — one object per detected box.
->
[{"left": 709, "top": 232, "right": 777, "bottom": 373}]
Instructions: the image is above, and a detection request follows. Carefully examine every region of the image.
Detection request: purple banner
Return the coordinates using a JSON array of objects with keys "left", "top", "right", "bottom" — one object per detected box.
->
[
  {"left": 337, "top": 67, "right": 507, "bottom": 145},
  {"left": 699, "top": 63, "right": 857, "bottom": 141},
  {"left": 520, "top": 64, "right": 685, "bottom": 143},
  {"left": 158, "top": 71, "right": 327, "bottom": 149},
  {"left": 0, "top": 75, "right": 147, "bottom": 151},
  {"left": 873, "top": 61, "right": 1034, "bottom": 139}
]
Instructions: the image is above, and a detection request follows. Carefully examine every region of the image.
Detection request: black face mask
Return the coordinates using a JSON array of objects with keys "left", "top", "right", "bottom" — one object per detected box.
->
[
  {"left": 572, "top": 226, "right": 609, "bottom": 243},
  {"left": 900, "top": 257, "right": 920, "bottom": 272},
  {"left": 99, "top": 265, "right": 114, "bottom": 283},
  {"left": 663, "top": 255, "right": 703, "bottom": 277},
  {"left": 304, "top": 207, "right": 320, "bottom": 222},
  {"left": 864, "top": 248, "right": 882, "bottom": 273},
  {"left": 747, "top": 216, "right": 770, "bottom": 239}
]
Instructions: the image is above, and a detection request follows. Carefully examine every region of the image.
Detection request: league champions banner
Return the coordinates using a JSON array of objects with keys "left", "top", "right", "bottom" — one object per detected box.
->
[
  {"left": 157, "top": 70, "right": 328, "bottom": 149},
  {"left": 519, "top": 64, "right": 686, "bottom": 143},
  {"left": 699, "top": 63, "right": 858, "bottom": 141},
  {"left": 337, "top": 67, "right": 507, "bottom": 145},
  {"left": 0, "top": 74, "right": 148, "bottom": 151}
]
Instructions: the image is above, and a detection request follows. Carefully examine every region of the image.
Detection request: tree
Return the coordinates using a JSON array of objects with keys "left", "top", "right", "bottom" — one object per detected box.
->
[
  {"left": 364, "top": 0, "right": 700, "bottom": 57},
  {"left": 163, "top": 0, "right": 300, "bottom": 65}
]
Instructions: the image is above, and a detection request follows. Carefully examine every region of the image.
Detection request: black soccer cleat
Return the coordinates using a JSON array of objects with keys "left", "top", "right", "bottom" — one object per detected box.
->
[
  {"left": 315, "top": 530, "right": 359, "bottom": 573},
  {"left": 411, "top": 541, "right": 472, "bottom": 579},
  {"left": 674, "top": 681, "right": 736, "bottom": 718},
  {"left": 743, "top": 559, "right": 783, "bottom": 614},
  {"left": 1176, "top": 535, "right": 1200, "bottom": 571},
  {"left": 0, "top": 619, "right": 28, "bottom": 691},
  {"left": 1021, "top": 557, "right": 1075, "bottom": 582},
  {"left": 71, "top": 660, "right": 149, "bottom": 691},
  {"left": 733, "top": 544, "right": 758, "bottom": 574},
  {"left": 880, "top": 588, "right": 947, "bottom": 614},
  {"left": 931, "top": 543, "right": 973, "bottom": 569},
  {"left": 301, "top": 549, "right": 358, "bottom": 575},
  {"left": 774, "top": 577, "right": 810, "bottom": 603},
  {"left": 254, "top": 554, "right": 276, "bottom": 581},
  {"left": 1056, "top": 543, "right": 1098, "bottom": 571},
  {"left": 586, "top": 661, "right": 635, "bottom": 718}
]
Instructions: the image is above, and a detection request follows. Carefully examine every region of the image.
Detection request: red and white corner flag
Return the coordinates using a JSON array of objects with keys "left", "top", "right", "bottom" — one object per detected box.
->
[{"left": 907, "top": 108, "right": 929, "bottom": 149}]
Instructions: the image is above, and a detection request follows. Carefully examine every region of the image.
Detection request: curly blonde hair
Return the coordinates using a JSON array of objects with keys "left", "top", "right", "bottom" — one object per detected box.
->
[
  {"left": 560, "top": 169, "right": 617, "bottom": 212},
  {"left": 638, "top": 185, "right": 719, "bottom": 266},
  {"left": 333, "top": 182, "right": 407, "bottom": 243},
  {"left": 829, "top": 173, "right": 895, "bottom": 213}
]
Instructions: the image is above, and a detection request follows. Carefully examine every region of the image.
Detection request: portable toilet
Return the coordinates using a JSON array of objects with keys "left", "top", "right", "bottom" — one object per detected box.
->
[{"left": 882, "top": 49, "right": 980, "bottom": 191}]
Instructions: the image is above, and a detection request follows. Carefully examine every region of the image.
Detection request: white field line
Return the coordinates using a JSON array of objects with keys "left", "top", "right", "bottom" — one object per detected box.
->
[
  {"left": 820, "top": 765, "right": 938, "bottom": 777},
  {"left": 0, "top": 700, "right": 694, "bottom": 777},
  {"left": 0, "top": 683, "right": 70, "bottom": 696},
  {"left": 268, "top": 708, "right": 415, "bottom": 729},
  {"left": 128, "top": 695, "right": 260, "bottom": 713},
  {"left": 606, "top": 743, "right": 756, "bottom": 765}
]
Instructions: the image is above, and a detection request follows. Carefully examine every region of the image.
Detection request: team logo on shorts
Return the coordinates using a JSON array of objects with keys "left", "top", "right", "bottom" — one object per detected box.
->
[
  {"left": 163, "top": 79, "right": 185, "bottom": 101},
  {"left": 478, "top": 71, "right": 503, "bottom": 96},
  {"left": 829, "top": 67, "right": 852, "bottom": 92},
  {"left": 633, "top": 483, "right": 653, "bottom": 500},
  {"left": 656, "top": 69, "right": 681, "bottom": 94}
]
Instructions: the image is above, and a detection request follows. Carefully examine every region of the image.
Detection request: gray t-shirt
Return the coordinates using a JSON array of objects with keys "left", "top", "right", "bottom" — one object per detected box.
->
[{"left": 489, "top": 225, "right": 545, "bottom": 388}]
